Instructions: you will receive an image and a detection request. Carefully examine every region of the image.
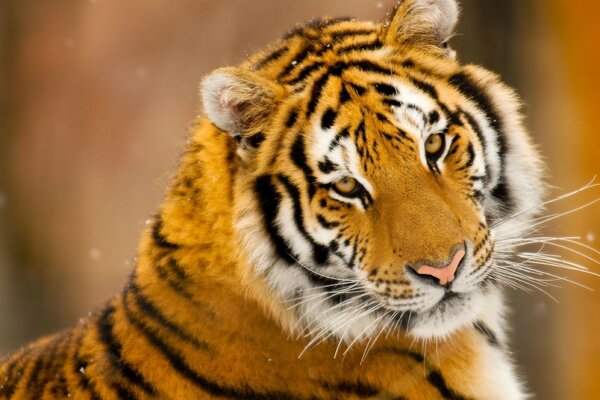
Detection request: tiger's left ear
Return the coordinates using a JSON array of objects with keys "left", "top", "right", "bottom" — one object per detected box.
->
[
  {"left": 201, "top": 67, "right": 283, "bottom": 147},
  {"left": 384, "top": 0, "right": 459, "bottom": 56}
]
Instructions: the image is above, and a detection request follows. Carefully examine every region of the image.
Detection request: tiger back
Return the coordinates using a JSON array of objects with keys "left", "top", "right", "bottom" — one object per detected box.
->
[{"left": 0, "top": 0, "right": 544, "bottom": 399}]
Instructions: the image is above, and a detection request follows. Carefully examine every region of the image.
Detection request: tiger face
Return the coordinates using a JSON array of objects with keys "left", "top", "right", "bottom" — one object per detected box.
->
[{"left": 202, "top": 0, "right": 543, "bottom": 343}]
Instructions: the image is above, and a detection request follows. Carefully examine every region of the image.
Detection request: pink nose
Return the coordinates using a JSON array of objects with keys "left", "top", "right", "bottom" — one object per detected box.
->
[{"left": 415, "top": 247, "right": 465, "bottom": 286}]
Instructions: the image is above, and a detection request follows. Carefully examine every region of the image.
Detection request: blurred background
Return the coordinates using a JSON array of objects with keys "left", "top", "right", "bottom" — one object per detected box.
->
[{"left": 1, "top": 1, "right": 599, "bottom": 398}]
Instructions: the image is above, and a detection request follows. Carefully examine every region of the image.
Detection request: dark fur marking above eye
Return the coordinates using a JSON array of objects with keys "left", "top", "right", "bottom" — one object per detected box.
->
[
  {"left": 409, "top": 77, "right": 438, "bottom": 99},
  {"left": 374, "top": 83, "right": 398, "bottom": 96},
  {"left": 428, "top": 110, "right": 440, "bottom": 125},
  {"left": 384, "top": 99, "right": 403, "bottom": 108},
  {"left": 401, "top": 59, "right": 415, "bottom": 68},
  {"left": 321, "top": 108, "right": 338, "bottom": 130},
  {"left": 318, "top": 157, "right": 337, "bottom": 174}
]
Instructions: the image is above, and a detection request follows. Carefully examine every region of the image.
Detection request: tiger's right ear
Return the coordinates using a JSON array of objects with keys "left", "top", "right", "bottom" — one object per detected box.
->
[
  {"left": 384, "top": 0, "right": 459, "bottom": 56},
  {"left": 201, "top": 67, "right": 283, "bottom": 146}
]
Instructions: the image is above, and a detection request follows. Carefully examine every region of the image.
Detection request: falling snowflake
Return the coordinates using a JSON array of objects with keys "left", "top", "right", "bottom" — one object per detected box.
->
[
  {"left": 587, "top": 231, "right": 595, "bottom": 243},
  {"left": 90, "top": 248, "right": 101, "bottom": 260}
]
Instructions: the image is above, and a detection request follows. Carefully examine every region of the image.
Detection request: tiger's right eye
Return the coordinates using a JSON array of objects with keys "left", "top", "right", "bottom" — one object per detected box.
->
[{"left": 424, "top": 133, "right": 446, "bottom": 162}]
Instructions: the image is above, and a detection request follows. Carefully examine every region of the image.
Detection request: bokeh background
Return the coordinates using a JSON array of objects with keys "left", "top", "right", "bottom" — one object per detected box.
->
[{"left": 1, "top": 1, "right": 599, "bottom": 398}]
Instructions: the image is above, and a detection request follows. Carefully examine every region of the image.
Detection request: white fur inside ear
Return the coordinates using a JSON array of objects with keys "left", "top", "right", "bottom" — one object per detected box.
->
[
  {"left": 391, "top": 0, "right": 460, "bottom": 45},
  {"left": 421, "top": 0, "right": 459, "bottom": 41},
  {"left": 201, "top": 71, "right": 242, "bottom": 136}
]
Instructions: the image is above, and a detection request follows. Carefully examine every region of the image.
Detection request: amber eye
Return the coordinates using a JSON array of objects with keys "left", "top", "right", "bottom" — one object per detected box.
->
[
  {"left": 333, "top": 177, "right": 359, "bottom": 196},
  {"left": 424, "top": 133, "right": 446, "bottom": 161}
]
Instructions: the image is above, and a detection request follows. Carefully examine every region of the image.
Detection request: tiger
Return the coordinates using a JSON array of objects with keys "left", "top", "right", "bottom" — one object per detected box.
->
[{"left": 0, "top": 0, "right": 546, "bottom": 399}]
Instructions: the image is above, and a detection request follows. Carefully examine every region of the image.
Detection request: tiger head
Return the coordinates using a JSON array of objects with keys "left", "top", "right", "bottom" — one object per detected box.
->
[{"left": 200, "top": 0, "right": 543, "bottom": 342}]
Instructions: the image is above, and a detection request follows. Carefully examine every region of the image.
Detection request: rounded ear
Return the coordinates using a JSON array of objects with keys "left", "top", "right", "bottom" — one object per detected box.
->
[
  {"left": 201, "top": 67, "right": 283, "bottom": 143},
  {"left": 384, "top": 0, "right": 459, "bottom": 53}
]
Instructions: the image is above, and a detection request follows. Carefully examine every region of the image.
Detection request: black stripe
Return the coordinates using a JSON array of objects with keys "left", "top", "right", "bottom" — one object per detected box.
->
[
  {"left": 448, "top": 72, "right": 512, "bottom": 212},
  {"left": 339, "top": 84, "right": 351, "bottom": 103},
  {"left": 152, "top": 217, "right": 179, "bottom": 250},
  {"left": 255, "top": 46, "right": 288, "bottom": 70},
  {"left": 97, "top": 304, "right": 156, "bottom": 397},
  {"left": 254, "top": 175, "right": 297, "bottom": 264},
  {"left": 164, "top": 257, "right": 188, "bottom": 282},
  {"left": 277, "top": 174, "right": 330, "bottom": 265},
  {"left": 448, "top": 73, "right": 502, "bottom": 132},
  {"left": 74, "top": 351, "right": 102, "bottom": 400},
  {"left": 277, "top": 45, "right": 311, "bottom": 79},
  {"left": 349, "top": 83, "right": 367, "bottom": 96},
  {"left": 318, "top": 158, "right": 337, "bottom": 174},
  {"left": 459, "top": 142, "right": 476, "bottom": 171},
  {"left": 285, "top": 61, "right": 325, "bottom": 85},
  {"left": 429, "top": 110, "right": 440, "bottom": 125},
  {"left": 121, "top": 292, "right": 306, "bottom": 400},
  {"left": 127, "top": 281, "right": 211, "bottom": 351},
  {"left": 31, "top": 334, "right": 69, "bottom": 399},
  {"left": 246, "top": 132, "right": 266, "bottom": 148},
  {"left": 306, "top": 71, "right": 331, "bottom": 118},
  {"left": 428, "top": 370, "right": 470, "bottom": 400},
  {"left": 0, "top": 347, "right": 32, "bottom": 398},
  {"left": 316, "top": 214, "right": 340, "bottom": 229},
  {"left": 373, "top": 82, "right": 398, "bottom": 97},
  {"left": 290, "top": 135, "right": 317, "bottom": 198},
  {"left": 283, "top": 17, "right": 352, "bottom": 40},
  {"left": 286, "top": 108, "right": 299, "bottom": 128},
  {"left": 321, "top": 108, "right": 337, "bottom": 130},
  {"left": 459, "top": 110, "right": 487, "bottom": 148},
  {"left": 409, "top": 77, "right": 438, "bottom": 99},
  {"left": 377, "top": 346, "right": 424, "bottom": 363},
  {"left": 383, "top": 99, "right": 402, "bottom": 108},
  {"left": 330, "top": 28, "right": 377, "bottom": 41},
  {"left": 346, "top": 60, "right": 391, "bottom": 75},
  {"left": 321, "top": 380, "right": 379, "bottom": 397},
  {"left": 336, "top": 39, "right": 383, "bottom": 55}
]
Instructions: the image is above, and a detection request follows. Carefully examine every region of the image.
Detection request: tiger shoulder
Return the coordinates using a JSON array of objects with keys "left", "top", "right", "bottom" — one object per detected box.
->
[{"left": 0, "top": 0, "right": 544, "bottom": 399}]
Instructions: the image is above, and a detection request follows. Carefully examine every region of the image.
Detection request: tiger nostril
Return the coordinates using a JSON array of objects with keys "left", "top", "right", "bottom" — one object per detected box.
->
[{"left": 408, "top": 245, "right": 466, "bottom": 287}]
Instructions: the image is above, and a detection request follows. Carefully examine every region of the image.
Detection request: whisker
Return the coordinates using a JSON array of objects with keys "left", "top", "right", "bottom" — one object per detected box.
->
[{"left": 491, "top": 178, "right": 599, "bottom": 229}]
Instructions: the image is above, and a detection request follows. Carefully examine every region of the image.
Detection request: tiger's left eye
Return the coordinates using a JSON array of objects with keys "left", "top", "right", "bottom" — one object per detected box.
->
[
  {"left": 424, "top": 133, "right": 446, "bottom": 161},
  {"left": 333, "top": 177, "right": 360, "bottom": 196}
]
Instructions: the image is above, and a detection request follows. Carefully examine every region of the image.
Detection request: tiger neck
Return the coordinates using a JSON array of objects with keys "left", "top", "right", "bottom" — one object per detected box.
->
[{"left": 132, "top": 119, "right": 297, "bottom": 334}]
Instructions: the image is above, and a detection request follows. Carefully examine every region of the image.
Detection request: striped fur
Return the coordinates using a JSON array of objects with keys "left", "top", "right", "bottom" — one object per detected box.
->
[{"left": 1, "top": 1, "right": 544, "bottom": 398}]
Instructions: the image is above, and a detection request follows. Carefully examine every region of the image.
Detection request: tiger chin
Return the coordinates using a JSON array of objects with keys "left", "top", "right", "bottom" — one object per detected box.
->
[{"left": 1, "top": 1, "right": 544, "bottom": 399}]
